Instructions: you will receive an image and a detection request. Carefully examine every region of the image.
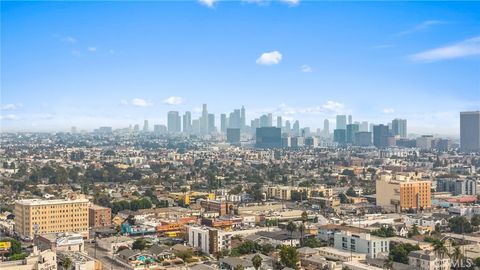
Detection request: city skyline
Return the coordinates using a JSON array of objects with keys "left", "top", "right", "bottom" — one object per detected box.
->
[{"left": 1, "top": 1, "right": 480, "bottom": 135}]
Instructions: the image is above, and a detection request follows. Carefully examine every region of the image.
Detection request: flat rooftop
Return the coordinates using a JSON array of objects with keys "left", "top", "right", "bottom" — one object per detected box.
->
[{"left": 16, "top": 198, "right": 89, "bottom": 206}]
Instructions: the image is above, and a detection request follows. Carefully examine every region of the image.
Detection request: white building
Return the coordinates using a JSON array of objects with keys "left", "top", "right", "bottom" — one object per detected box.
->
[
  {"left": 334, "top": 231, "right": 389, "bottom": 259},
  {"left": 187, "top": 225, "right": 272, "bottom": 255},
  {"left": 408, "top": 250, "right": 451, "bottom": 270}
]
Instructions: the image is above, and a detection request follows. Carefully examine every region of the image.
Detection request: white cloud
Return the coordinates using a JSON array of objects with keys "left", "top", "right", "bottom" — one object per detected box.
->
[
  {"left": 61, "top": 36, "right": 77, "bottom": 43},
  {"left": 131, "top": 98, "right": 153, "bottom": 107},
  {"left": 87, "top": 47, "right": 97, "bottom": 52},
  {"left": 397, "top": 20, "right": 444, "bottom": 36},
  {"left": 72, "top": 50, "right": 82, "bottom": 57},
  {"left": 0, "top": 114, "right": 19, "bottom": 120},
  {"left": 120, "top": 99, "right": 128, "bottom": 105},
  {"left": 322, "top": 101, "right": 345, "bottom": 114},
  {"left": 199, "top": 0, "right": 217, "bottom": 8},
  {"left": 256, "top": 51, "right": 282, "bottom": 65},
  {"left": 163, "top": 96, "right": 185, "bottom": 105},
  {"left": 242, "top": 0, "right": 270, "bottom": 5},
  {"left": 280, "top": 0, "right": 299, "bottom": 6},
  {"left": 383, "top": 108, "right": 395, "bottom": 114},
  {"left": 256, "top": 101, "right": 347, "bottom": 117},
  {"left": 410, "top": 36, "right": 480, "bottom": 62},
  {"left": 300, "top": 65, "right": 312, "bottom": 73},
  {"left": 1, "top": 103, "right": 23, "bottom": 110}
]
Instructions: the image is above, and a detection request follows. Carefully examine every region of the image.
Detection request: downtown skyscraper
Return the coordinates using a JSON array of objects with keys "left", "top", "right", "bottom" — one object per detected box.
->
[{"left": 460, "top": 111, "right": 480, "bottom": 152}]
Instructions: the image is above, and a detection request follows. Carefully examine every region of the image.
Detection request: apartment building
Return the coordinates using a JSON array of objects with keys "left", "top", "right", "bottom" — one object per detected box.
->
[
  {"left": 88, "top": 204, "right": 111, "bottom": 228},
  {"left": 186, "top": 225, "right": 271, "bottom": 255},
  {"left": 334, "top": 231, "right": 390, "bottom": 259},
  {"left": 408, "top": 250, "right": 451, "bottom": 270},
  {"left": 14, "top": 198, "right": 89, "bottom": 240},
  {"left": 376, "top": 175, "right": 431, "bottom": 212},
  {"left": 265, "top": 185, "right": 333, "bottom": 201}
]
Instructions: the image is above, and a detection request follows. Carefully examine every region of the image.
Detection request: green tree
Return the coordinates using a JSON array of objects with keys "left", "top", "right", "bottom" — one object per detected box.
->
[
  {"left": 279, "top": 245, "right": 299, "bottom": 269},
  {"left": 371, "top": 226, "right": 396, "bottom": 237},
  {"left": 286, "top": 221, "right": 297, "bottom": 246},
  {"left": 345, "top": 187, "right": 357, "bottom": 197},
  {"left": 252, "top": 254, "right": 263, "bottom": 270},
  {"left": 471, "top": 214, "right": 480, "bottom": 228},
  {"left": 261, "top": 243, "right": 275, "bottom": 254},
  {"left": 298, "top": 223, "right": 306, "bottom": 247},
  {"left": 448, "top": 216, "right": 473, "bottom": 234},
  {"left": 61, "top": 257, "right": 73, "bottom": 269},
  {"left": 389, "top": 243, "right": 420, "bottom": 264},
  {"left": 234, "top": 265, "right": 244, "bottom": 270},
  {"left": 408, "top": 224, "right": 420, "bottom": 237},
  {"left": 338, "top": 193, "right": 349, "bottom": 204},
  {"left": 303, "top": 238, "right": 322, "bottom": 248},
  {"left": 132, "top": 238, "right": 147, "bottom": 250},
  {"left": 0, "top": 238, "right": 22, "bottom": 256}
]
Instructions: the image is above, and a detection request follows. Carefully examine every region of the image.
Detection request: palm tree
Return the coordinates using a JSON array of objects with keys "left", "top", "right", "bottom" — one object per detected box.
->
[
  {"left": 252, "top": 254, "right": 263, "bottom": 270},
  {"left": 301, "top": 211, "right": 308, "bottom": 223},
  {"left": 286, "top": 221, "right": 297, "bottom": 246},
  {"left": 432, "top": 239, "right": 449, "bottom": 259},
  {"left": 450, "top": 246, "right": 463, "bottom": 270},
  {"left": 298, "top": 223, "right": 306, "bottom": 247}
]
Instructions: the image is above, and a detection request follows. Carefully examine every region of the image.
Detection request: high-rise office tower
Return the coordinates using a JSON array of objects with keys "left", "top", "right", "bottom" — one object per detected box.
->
[
  {"left": 154, "top": 124, "right": 167, "bottom": 135},
  {"left": 292, "top": 120, "right": 300, "bottom": 136},
  {"left": 277, "top": 116, "right": 282, "bottom": 128},
  {"left": 267, "top": 113, "right": 273, "bottom": 127},
  {"left": 460, "top": 111, "right": 480, "bottom": 152},
  {"left": 227, "top": 128, "right": 241, "bottom": 144},
  {"left": 168, "top": 111, "right": 181, "bottom": 133},
  {"left": 323, "top": 119, "right": 329, "bottom": 137},
  {"left": 348, "top": 115, "right": 352, "bottom": 125},
  {"left": 333, "top": 129, "right": 346, "bottom": 144},
  {"left": 192, "top": 119, "right": 200, "bottom": 135},
  {"left": 200, "top": 104, "right": 209, "bottom": 135},
  {"left": 336, "top": 115, "right": 347, "bottom": 130},
  {"left": 259, "top": 115, "right": 269, "bottom": 128},
  {"left": 143, "top": 120, "right": 149, "bottom": 132},
  {"left": 229, "top": 109, "right": 241, "bottom": 129},
  {"left": 133, "top": 124, "right": 140, "bottom": 132},
  {"left": 360, "top": 121, "right": 369, "bottom": 132},
  {"left": 285, "top": 120, "right": 291, "bottom": 134},
  {"left": 255, "top": 127, "right": 282, "bottom": 148},
  {"left": 346, "top": 124, "right": 359, "bottom": 144},
  {"left": 71, "top": 126, "right": 77, "bottom": 134},
  {"left": 208, "top": 113, "right": 215, "bottom": 134},
  {"left": 373, "top": 124, "right": 389, "bottom": 148},
  {"left": 355, "top": 132, "right": 372, "bottom": 146},
  {"left": 183, "top": 111, "right": 192, "bottom": 134},
  {"left": 392, "top": 119, "right": 407, "bottom": 138},
  {"left": 220, "top": 113, "right": 227, "bottom": 133},
  {"left": 241, "top": 106, "right": 246, "bottom": 131}
]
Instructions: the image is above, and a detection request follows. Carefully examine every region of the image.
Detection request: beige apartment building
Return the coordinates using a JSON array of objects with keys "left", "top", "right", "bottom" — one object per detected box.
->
[
  {"left": 14, "top": 198, "right": 89, "bottom": 240},
  {"left": 266, "top": 185, "right": 333, "bottom": 200},
  {"left": 376, "top": 174, "right": 431, "bottom": 212}
]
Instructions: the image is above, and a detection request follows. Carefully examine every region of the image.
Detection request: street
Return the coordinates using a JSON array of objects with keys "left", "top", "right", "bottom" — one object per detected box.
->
[{"left": 84, "top": 242, "right": 129, "bottom": 270}]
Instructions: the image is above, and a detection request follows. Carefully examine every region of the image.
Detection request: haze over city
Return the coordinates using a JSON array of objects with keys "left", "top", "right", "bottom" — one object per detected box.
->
[{"left": 1, "top": 1, "right": 479, "bottom": 135}]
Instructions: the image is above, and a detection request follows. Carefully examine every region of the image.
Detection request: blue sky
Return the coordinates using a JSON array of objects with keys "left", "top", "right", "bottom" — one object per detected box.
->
[{"left": 1, "top": 0, "right": 479, "bottom": 135}]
